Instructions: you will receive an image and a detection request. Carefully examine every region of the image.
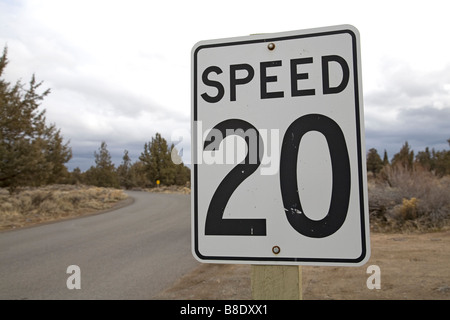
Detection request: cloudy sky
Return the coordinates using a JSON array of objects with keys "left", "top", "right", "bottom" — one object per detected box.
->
[{"left": 1, "top": 0, "right": 449, "bottom": 171}]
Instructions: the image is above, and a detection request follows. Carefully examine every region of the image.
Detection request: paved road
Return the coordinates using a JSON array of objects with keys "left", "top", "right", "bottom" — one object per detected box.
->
[{"left": 0, "top": 191, "right": 199, "bottom": 299}]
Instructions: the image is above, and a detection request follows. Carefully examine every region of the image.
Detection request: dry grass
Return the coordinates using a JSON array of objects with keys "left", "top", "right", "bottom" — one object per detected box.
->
[
  {"left": 142, "top": 185, "right": 191, "bottom": 194},
  {"left": 0, "top": 184, "right": 128, "bottom": 230},
  {"left": 369, "top": 167, "right": 450, "bottom": 233}
]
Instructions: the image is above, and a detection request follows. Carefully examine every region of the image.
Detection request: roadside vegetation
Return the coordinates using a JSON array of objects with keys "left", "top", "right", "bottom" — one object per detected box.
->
[
  {"left": 367, "top": 141, "right": 450, "bottom": 232},
  {"left": 0, "top": 184, "right": 128, "bottom": 230}
]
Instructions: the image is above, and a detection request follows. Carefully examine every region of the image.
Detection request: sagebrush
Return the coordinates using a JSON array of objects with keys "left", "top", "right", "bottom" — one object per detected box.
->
[{"left": 369, "top": 166, "right": 450, "bottom": 232}]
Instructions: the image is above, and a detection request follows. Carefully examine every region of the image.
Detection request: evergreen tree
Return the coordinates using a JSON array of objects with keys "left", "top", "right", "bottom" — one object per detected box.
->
[
  {"left": 171, "top": 145, "right": 190, "bottom": 185},
  {"left": 138, "top": 133, "right": 190, "bottom": 187},
  {"left": 415, "top": 147, "right": 433, "bottom": 171},
  {"left": 366, "top": 148, "right": 383, "bottom": 176},
  {"left": 382, "top": 150, "right": 389, "bottom": 166},
  {"left": 432, "top": 139, "right": 450, "bottom": 177},
  {"left": 392, "top": 141, "right": 414, "bottom": 171},
  {"left": 83, "top": 165, "right": 98, "bottom": 186},
  {"left": 117, "top": 149, "right": 134, "bottom": 189},
  {"left": 43, "top": 124, "right": 73, "bottom": 183},
  {"left": 93, "top": 141, "right": 119, "bottom": 188},
  {"left": 139, "top": 133, "right": 175, "bottom": 186},
  {"left": 129, "top": 161, "right": 150, "bottom": 188},
  {"left": 0, "top": 46, "right": 71, "bottom": 192},
  {"left": 70, "top": 167, "right": 83, "bottom": 185}
]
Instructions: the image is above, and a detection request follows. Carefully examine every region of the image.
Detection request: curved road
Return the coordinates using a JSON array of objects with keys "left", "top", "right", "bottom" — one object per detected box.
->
[{"left": 0, "top": 191, "right": 199, "bottom": 299}]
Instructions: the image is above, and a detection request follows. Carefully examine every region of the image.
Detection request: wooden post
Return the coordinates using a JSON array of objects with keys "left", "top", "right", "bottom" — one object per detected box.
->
[{"left": 251, "top": 265, "right": 302, "bottom": 300}]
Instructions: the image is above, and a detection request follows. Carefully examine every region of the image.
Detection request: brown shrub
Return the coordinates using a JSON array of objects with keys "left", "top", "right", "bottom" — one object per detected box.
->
[{"left": 369, "top": 166, "right": 450, "bottom": 232}]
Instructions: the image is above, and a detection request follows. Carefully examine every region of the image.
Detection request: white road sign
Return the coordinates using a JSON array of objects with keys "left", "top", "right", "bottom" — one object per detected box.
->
[{"left": 191, "top": 25, "right": 370, "bottom": 266}]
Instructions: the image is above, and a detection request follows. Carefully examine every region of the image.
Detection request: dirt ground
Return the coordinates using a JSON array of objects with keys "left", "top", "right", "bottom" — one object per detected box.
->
[{"left": 153, "top": 230, "right": 450, "bottom": 300}]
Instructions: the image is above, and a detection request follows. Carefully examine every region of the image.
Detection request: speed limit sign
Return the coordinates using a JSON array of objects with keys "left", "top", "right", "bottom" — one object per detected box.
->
[{"left": 191, "top": 25, "right": 370, "bottom": 266}]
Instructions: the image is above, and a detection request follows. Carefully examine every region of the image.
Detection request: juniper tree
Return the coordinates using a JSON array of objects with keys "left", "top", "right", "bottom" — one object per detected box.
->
[
  {"left": 392, "top": 141, "right": 414, "bottom": 171},
  {"left": 366, "top": 148, "right": 383, "bottom": 177},
  {"left": 117, "top": 149, "right": 134, "bottom": 189},
  {"left": 93, "top": 141, "right": 119, "bottom": 188},
  {"left": 139, "top": 133, "right": 175, "bottom": 186},
  {"left": 0, "top": 46, "right": 72, "bottom": 192}
]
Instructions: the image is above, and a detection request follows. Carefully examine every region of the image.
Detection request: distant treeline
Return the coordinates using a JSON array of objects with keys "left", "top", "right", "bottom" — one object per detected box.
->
[
  {"left": 367, "top": 140, "right": 450, "bottom": 179},
  {"left": 68, "top": 136, "right": 190, "bottom": 189}
]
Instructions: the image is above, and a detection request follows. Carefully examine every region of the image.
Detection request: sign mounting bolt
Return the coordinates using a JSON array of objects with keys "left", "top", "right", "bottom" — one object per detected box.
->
[
  {"left": 272, "top": 246, "right": 281, "bottom": 254},
  {"left": 267, "top": 43, "right": 275, "bottom": 50}
]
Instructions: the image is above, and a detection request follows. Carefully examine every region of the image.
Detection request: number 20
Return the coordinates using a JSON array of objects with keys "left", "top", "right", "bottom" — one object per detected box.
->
[{"left": 203, "top": 114, "right": 351, "bottom": 239}]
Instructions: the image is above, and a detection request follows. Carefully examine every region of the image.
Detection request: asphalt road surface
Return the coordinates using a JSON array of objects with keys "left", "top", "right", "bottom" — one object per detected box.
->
[{"left": 0, "top": 191, "right": 199, "bottom": 299}]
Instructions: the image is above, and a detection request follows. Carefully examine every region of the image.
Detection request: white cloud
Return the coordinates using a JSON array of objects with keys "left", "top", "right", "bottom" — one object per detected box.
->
[{"left": 363, "top": 59, "right": 450, "bottom": 158}]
